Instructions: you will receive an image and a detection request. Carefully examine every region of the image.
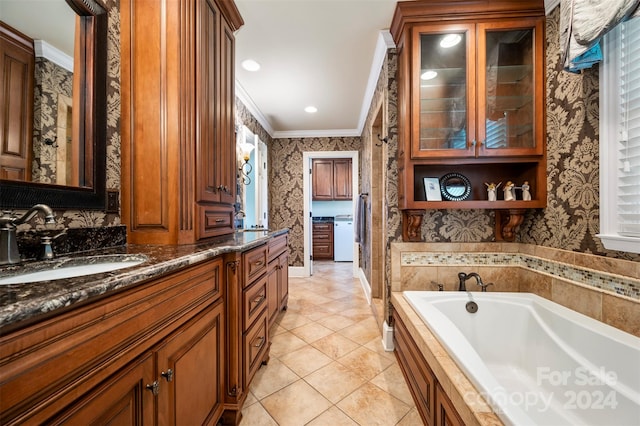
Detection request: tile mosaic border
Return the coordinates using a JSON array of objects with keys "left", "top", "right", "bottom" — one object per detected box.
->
[{"left": 401, "top": 252, "right": 640, "bottom": 299}]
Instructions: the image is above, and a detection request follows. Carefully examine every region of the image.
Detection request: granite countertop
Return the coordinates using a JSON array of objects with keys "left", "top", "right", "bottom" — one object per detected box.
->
[{"left": 0, "top": 228, "right": 288, "bottom": 331}]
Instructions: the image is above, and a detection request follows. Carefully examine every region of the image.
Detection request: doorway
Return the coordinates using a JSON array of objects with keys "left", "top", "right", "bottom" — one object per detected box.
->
[{"left": 302, "top": 151, "right": 359, "bottom": 278}]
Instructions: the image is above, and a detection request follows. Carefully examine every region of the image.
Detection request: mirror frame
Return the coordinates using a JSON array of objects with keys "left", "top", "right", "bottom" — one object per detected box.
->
[{"left": 0, "top": 0, "right": 108, "bottom": 210}]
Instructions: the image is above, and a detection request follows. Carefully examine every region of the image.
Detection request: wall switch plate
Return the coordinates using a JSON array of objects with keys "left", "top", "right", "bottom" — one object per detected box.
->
[{"left": 106, "top": 190, "right": 120, "bottom": 213}]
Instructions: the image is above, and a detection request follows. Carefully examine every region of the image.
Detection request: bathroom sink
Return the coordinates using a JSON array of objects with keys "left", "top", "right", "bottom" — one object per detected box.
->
[{"left": 0, "top": 254, "right": 148, "bottom": 285}]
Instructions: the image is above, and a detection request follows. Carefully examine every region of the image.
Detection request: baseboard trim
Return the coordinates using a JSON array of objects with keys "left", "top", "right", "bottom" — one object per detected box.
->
[{"left": 382, "top": 320, "right": 394, "bottom": 351}]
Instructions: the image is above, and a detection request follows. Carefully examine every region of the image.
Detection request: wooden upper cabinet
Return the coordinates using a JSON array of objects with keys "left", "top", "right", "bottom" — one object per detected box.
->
[
  {"left": 0, "top": 22, "right": 34, "bottom": 181},
  {"left": 409, "top": 19, "right": 544, "bottom": 159},
  {"left": 312, "top": 158, "right": 352, "bottom": 200},
  {"left": 391, "top": 0, "right": 546, "bottom": 213},
  {"left": 312, "top": 159, "right": 334, "bottom": 200},
  {"left": 121, "top": 0, "right": 243, "bottom": 244},
  {"left": 333, "top": 158, "right": 352, "bottom": 199}
]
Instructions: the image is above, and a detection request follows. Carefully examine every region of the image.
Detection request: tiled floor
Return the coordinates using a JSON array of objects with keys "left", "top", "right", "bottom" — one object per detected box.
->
[{"left": 239, "top": 261, "right": 422, "bottom": 426}]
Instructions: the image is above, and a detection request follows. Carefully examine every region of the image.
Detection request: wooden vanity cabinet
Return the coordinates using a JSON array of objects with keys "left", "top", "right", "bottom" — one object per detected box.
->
[
  {"left": 121, "top": 0, "right": 243, "bottom": 244},
  {"left": 222, "top": 243, "right": 270, "bottom": 425},
  {"left": 0, "top": 258, "right": 225, "bottom": 426},
  {"left": 390, "top": 0, "right": 546, "bottom": 241}
]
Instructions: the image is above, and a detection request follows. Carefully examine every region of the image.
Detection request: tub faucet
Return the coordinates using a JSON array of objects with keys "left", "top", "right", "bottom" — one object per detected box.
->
[
  {"left": 458, "top": 272, "right": 484, "bottom": 291},
  {"left": 0, "top": 204, "right": 56, "bottom": 265}
]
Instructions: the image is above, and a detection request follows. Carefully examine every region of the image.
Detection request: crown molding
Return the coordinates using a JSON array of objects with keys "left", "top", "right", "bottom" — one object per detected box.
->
[
  {"left": 235, "top": 81, "right": 275, "bottom": 137},
  {"left": 34, "top": 40, "right": 73, "bottom": 72},
  {"left": 272, "top": 129, "right": 362, "bottom": 139}
]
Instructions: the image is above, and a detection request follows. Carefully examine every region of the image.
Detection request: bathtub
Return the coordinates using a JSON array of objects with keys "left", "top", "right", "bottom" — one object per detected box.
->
[{"left": 403, "top": 291, "right": 640, "bottom": 426}]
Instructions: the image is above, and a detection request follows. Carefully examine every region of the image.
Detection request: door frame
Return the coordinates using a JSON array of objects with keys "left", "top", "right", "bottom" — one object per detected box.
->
[{"left": 302, "top": 150, "right": 359, "bottom": 278}]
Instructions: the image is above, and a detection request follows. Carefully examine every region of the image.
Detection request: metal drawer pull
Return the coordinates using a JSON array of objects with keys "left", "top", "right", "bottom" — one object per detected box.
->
[
  {"left": 253, "top": 336, "right": 265, "bottom": 348},
  {"left": 161, "top": 369, "right": 174, "bottom": 382},
  {"left": 253, "top": 295, "right": 265, "bottom": 305},
  {"left": 146, "top": 381, "right": 159, "bottom": 396},
  {"left": 215, "top": 218, "right": 225, "bottom": 223},
  {"left": 253, "top": 260, "right": 264, "bottom": 267}
]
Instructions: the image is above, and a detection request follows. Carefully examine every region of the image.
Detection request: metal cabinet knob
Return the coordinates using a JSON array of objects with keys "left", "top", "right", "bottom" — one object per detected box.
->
[
  {"left": 146, "top": 381, "right": 159, "bottom": 396},
  {"left": 161, "top": 369, "right": 174, "bottom": 382}
]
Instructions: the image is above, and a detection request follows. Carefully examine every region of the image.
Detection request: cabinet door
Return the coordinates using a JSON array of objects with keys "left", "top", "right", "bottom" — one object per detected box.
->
[
  {"left": 333, "top": 159, "right": 352, "bottom": 199},
  {"left": 50, "top": 353, "right": 155, "bottom": 425},
  {"left": 435, "top": 383, "right": 464, "bottom": 426},
  {"left": 476, "top": 19, "right": 544, "bottom": 156},
  {"left": 156, "top": 301, "right": 225, "bottom": 426},
  {"left": 217, "top": 14, "right": 237, "bottom": 205},
  {"left": 267, "top": 260, "right": 279, "bottom": 326},
  {"left": 277, "top": 252, "right": 289, "bottom": 309},
  {"left": 0, "top": 22, "right": 34, "bottom": 181},
  {"left": 411, "top": 23, "right": 476, "bottom": 158},
  {"left": 312, "top": 159, "right": 334, "bottom": 200}
]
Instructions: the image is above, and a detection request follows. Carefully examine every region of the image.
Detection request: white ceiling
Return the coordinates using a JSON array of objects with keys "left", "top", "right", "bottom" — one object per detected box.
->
[
  {"left": 234, "top": 0, "right": 559, "bottom": 139},
  {"left": 234, "top": 0, "right": 398, "bottom": 138}
]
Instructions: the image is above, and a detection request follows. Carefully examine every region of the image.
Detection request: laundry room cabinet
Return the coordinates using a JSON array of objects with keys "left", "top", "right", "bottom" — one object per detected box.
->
[
  {"left": 312, "top": 158, "right": 352, "bottom": 200},
  {"left": 390, "top": 0, "right": 546, "bottom": 242}
]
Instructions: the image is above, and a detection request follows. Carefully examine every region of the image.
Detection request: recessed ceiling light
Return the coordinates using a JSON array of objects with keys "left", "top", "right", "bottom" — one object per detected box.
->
[
  {"left": 440, "top": 34, "right": 462, "bottom": 48},
  {"left": 305, "top": 106, "right": 318, "bottom": 113},
  {"left": 421, "top": 70, "right": 438, "bottom": 80},
  {"left": 241, "top": 59, "right": 260, "bottom": 72}
]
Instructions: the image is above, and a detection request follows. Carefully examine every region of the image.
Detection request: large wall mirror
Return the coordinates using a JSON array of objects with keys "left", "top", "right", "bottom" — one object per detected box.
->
[{"left": 0, "top": 0, "right": 107, "bottom": 210}]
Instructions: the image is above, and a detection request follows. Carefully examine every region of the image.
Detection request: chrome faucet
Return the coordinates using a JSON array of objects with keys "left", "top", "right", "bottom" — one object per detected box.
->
[
  {"left": 458, "top": 272, "right": 493, "bottom": 292},
  {"left": 0, "top": 205, "right": 56, "bottom": 265}
]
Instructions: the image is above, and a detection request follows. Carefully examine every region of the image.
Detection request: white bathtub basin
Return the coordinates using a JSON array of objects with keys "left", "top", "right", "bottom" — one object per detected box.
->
[
  {"left": 0, "top": 254, "right": 148, "bottom": 285},
  {"left": 403, "top": 291, "right": 640, "bottom": 426}
]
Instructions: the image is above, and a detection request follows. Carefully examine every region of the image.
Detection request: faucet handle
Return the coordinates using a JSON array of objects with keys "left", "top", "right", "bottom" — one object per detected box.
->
[
  {"left": 479, "top": 282, "right": 494, "bottom": 292},
  {"left": 430, "top": 281, "right": 444, "bottom": 291}
]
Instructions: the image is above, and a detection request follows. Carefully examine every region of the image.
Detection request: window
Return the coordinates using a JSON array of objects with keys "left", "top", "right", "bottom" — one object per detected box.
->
[{"left": 599, "top": 17, "right": 640, "bottom": 253}]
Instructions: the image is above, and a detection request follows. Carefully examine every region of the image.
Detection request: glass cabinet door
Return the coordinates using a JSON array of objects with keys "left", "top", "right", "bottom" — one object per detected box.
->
[
  {"left": 477, "top": 19, "right": 544, "bottom": 156},
  {"left": 412, "top": 24, "right": 476, "bottom": 158}
]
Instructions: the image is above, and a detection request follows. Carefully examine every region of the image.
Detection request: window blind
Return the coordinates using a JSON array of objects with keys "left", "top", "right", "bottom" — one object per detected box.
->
[{"left": 618, "top": 18, "right": 640, "bottom": 236}]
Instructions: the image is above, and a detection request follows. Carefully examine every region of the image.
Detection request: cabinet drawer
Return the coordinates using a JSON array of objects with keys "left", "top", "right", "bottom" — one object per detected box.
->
[
  {"left": 313, "top": 222, "right": 333, "bottom": 232},
  {"left": 243, "top": 311, "right": 268, "bottom": 386},
  {"left": 197, "top": 205, "right": 234, "bottom": 239},
  {"left": 243, "top": 276, "right": 267, "bottom": 331},
  {"left": 243, "top": 244, "right": 267, "bottom": 288},
  {"left": 268, "top": 234, "right": 288, "bottom": 262},
  {"left": 313, "top": 231, "right": 332, "bottom": 242}
]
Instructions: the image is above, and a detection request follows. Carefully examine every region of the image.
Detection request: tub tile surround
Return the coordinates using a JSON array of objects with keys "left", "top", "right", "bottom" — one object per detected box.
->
[{"left": 391, "top": 243, "right": 640, "bottom": 337}]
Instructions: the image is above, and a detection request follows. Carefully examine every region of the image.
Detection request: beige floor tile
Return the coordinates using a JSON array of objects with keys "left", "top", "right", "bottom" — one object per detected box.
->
[
  {"left": 396, "top": 407, "right": 425, "bottom": 426},
  {"left": 316, "top": 313, "right": 357, "bottom": 331},
  {"left": 306, "top": 406, "right": 358, "bottom": 426},
  {"left": 304, "top": 361, "right": 368, "bottom": 404},
  {"left": 311, "top": 333, "right": 360, "bottom": 360},
  {"left": 290, "top": 321, "right": 334, "bottom": 343},
  {"left": 244, "top": 390, "right": 258, "bottom": 408},
  {"left": 338, "top": 320, "right": 382, "bottom": 345},
  {"left": 260, "top": 380, "right": 332, "bottom": 426},
  {"left": 276, "top": 312, "right": 314, "bottom": 331},
  {"left": 269, "top": 331, "right": 308, "bottom": 358},
  {"left": 337, "top": 382, "right": 412, "bottom": 426},
  {"left": 278, "top": 345, "right": 332, "bottom": 377},
  {"left": 250, "top": 358, "right": 300, "bottom": 400},
  {"left": 239, "top": 402, "right": 278, "bottom": 426},
  {"left": 337, "top": 346, "right": 395, "bottom": 381},
  {"left": 370, "top": 364, "right": 415, "bottom": 405},
  {"left": 363, "top": 337, "right": 396, "bottom": 361}
]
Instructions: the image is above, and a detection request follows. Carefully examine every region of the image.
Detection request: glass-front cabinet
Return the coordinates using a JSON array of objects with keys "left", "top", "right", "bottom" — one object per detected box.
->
[
  {"left": 391, "top": 0, "right": 547, "bottom": 241},
  {"left": 412, "top": 19, "right": 544, "bottom": 158}
]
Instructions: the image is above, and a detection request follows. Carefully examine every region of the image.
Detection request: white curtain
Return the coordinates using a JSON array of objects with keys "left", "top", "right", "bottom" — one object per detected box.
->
[{"left": 560, "top": 0, "right": 640, "bottom": 71}]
